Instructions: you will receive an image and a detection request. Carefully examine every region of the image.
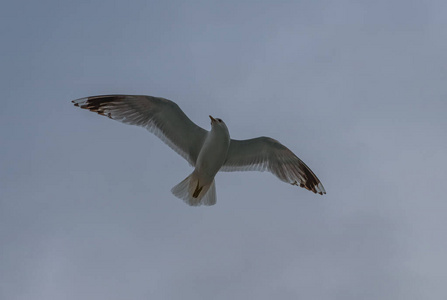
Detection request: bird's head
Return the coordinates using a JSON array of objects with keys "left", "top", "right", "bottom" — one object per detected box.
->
[{"left": 209, "top": 115, "right": 228, "bottom": 132}]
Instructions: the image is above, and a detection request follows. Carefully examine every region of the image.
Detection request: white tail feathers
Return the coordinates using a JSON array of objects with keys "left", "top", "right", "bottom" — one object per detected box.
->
[{"left": 171, "top": 172, "right": 217, "bottom": 206}]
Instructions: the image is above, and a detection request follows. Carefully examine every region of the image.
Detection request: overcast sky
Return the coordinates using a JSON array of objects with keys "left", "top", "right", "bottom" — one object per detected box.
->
[{"left": 1, "top": 0, "right": 447, "bottom": 299}]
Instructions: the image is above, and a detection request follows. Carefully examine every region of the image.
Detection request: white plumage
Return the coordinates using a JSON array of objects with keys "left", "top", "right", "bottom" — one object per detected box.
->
[{"left": 72, "top": 94, "right": 326, "bottom": 206}]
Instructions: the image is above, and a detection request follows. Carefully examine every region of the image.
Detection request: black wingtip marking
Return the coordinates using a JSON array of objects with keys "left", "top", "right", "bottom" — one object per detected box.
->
[
  {"left": 72, "top": 96, "right": 119, "bottom": 116},
  {"left": 291, "top": 179, "right": 325, "bottom": 195}
]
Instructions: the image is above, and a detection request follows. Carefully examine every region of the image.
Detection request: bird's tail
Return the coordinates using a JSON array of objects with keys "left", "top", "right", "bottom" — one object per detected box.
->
[{"left": 171, "top": 171, "right": 216, "bottom": 206}]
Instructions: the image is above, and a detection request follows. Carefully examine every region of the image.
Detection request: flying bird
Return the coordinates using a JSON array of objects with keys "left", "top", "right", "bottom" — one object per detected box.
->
[{"left": 72, "top": 95, "right": 326, "bottom": 206}]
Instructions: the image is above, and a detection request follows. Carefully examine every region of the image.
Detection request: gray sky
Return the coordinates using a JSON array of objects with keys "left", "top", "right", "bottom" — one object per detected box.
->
[{"left": 1, "top": 0, "right": 447, "bottom": 299}]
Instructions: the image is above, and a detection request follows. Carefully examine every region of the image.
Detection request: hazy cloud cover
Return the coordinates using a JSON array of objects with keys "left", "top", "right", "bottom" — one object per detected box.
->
[{"left": 1, "top": 0, "right": 446, "bottom": 299}]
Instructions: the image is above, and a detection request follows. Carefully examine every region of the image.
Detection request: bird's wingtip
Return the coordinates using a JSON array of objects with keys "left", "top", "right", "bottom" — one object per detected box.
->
[
  {"left": 316, "top": 183, "right": 326, "bottom": 195},
  {"left": 71, "top": 97, "right": 89, "bottom": 106},
  {"left": 292, "top": 180, "right": 326, "bottom": 195}
]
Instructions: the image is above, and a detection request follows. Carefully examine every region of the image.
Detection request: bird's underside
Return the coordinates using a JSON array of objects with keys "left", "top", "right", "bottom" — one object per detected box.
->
[{"left": 72, "top": 94, "right": 326, "bottom": 206}]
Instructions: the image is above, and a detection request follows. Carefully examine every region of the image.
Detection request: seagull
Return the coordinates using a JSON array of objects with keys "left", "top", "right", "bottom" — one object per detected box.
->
[{"left": 72, "top": 95, "right": 326, "bottom": 206}]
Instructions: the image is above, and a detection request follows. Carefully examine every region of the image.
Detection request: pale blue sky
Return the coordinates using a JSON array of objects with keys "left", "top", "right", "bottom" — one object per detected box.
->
[{"left": 1, "top": 0, "right": 447, "bottom": 299}]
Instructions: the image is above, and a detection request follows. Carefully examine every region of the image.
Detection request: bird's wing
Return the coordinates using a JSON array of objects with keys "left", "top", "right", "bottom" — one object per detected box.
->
[
  {"left": 221, "top": 137, "right": 326, "bottom": 195},
  {"left": 72, "top": 95, "right": 207, "bottom": 166}
]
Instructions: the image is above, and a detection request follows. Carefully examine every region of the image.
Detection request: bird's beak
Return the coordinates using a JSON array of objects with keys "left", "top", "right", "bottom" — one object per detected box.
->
[{"left": 209, "top": 115, "right": 216, "bottom": 123}]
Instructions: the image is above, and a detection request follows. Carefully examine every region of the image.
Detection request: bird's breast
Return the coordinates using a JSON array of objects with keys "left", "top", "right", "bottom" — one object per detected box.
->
[{"left": 195, "top": 130, "right": 230, "bottom": 177}]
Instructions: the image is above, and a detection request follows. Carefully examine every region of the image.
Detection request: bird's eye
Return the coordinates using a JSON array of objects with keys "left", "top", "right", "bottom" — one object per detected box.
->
[{"left": 217, "top": 119, "right": 222, "bottom": 123}]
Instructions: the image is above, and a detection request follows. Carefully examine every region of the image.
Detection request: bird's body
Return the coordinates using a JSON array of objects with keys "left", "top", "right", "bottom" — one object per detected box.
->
[
  {"left": 195, "top": 117, "right": 230, "bottom": 180},
  {"left": 72, "top": 94, "right": 326, "bottom": 206},
  {"left": 172, "top": 116, "right": 230, "bottom": 205}
]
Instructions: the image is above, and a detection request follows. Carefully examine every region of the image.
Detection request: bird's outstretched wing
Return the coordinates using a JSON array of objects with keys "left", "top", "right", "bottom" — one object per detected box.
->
[
  {"left": 221, "top": 137, "right": 326, "bottom": 195},
  {"left": 72, "top": 95, "right": 207, "bottom": 166}
]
